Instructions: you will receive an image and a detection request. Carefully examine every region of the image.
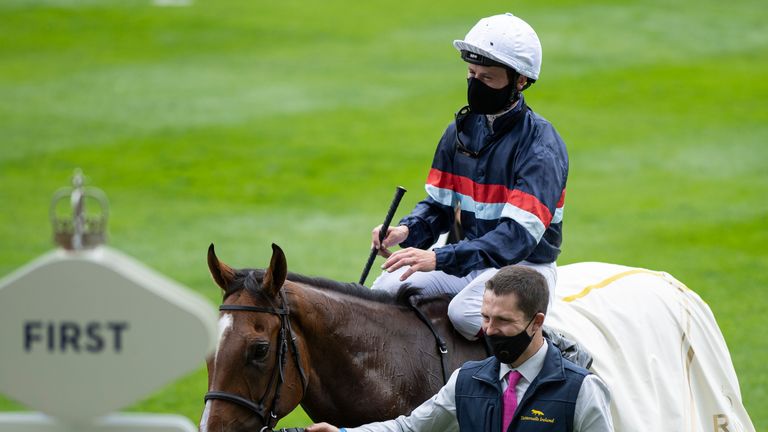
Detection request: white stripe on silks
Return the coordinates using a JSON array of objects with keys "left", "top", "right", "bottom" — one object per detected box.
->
[
  {"left": 457, "top": 195, "right": 505, "bottom": 220},
  {"left": 427, "top": 184, "right": 546, "bottom": 241},
  {"left": 551, "top": 206, "right": 564, "bottom": 224},
  {"left": 500, "top": 203, "right": 546, "bottom": 241},
  {"left": 425, "top": 183, "right": 456, "bottom": 207}
]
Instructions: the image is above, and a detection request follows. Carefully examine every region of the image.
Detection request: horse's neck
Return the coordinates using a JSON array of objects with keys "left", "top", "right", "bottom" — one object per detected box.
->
[
  {"left": 292, "top": 284, "right": 422, "bottom": 354},
  {"left": 289, "top": 285, "right": 440, "bottom": 424}
]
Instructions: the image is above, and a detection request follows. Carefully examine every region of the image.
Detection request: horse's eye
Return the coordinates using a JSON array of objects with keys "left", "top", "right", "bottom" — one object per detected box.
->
[{"left": 246, "top": 342, "right": 270, "bottom": 365}]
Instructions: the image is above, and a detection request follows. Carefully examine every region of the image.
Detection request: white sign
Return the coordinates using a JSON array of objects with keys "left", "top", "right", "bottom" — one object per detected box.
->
[{"left": 0, "top": 246, "right": 218, "bottom": 426}]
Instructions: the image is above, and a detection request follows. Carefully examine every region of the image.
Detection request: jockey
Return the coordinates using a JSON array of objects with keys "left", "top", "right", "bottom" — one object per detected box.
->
[{"left": 371, "top": 13, "right": 568, "bottom": 340}]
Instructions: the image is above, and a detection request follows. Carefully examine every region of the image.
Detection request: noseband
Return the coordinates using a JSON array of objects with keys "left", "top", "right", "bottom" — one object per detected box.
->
[{"left": 204, "top": 294, "right": 308, "bottom": 432}]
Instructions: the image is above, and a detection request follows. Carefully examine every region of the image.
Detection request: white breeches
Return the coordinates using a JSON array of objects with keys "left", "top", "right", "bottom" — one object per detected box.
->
[{"left": 371, "top": 261, "right": 557, "bottom": 340}]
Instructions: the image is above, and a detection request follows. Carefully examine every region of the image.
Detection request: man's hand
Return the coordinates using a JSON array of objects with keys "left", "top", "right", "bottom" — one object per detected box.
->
[
  {"left": 383, "top": 247, "right": 437, "bottom": 281},
  {"left": 372, "top": 224, "right": 409, "bottom": 258},
  {"left": 305, "top": 423, "right": 339, "bottom": 432}
]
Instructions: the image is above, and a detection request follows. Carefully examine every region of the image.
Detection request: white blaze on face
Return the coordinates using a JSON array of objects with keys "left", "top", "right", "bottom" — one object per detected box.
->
[
  {"left": 199, "top": 400, "right": 212, "bottom": 432},
  {"left": 200, "top": 313, "right": 234, "bottom": 431},
  {"left": 215, "top": 313, "right": 234, "bottom": 363}
]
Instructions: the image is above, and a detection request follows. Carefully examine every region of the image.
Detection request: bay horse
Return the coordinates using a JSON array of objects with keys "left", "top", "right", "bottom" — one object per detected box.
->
[
  {"left": 200, "top": 243, "right": 485, "bottom": 432},
  {"left": 200, "top": 244, "right": 755, "bottom": 432}
]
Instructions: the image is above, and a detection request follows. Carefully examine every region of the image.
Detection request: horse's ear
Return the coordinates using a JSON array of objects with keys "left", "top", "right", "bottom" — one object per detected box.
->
[
  {"left": 262, "top": 243, "right": 287, "bottom": 298},
  {"left": 208, "top": 243, "right": 236, "bottom": 294}
]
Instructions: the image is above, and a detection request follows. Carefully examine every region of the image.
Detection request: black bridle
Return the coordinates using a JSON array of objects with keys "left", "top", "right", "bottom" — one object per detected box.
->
[{"left": 204, "top": 294, "right": 308, "bottom": 432}]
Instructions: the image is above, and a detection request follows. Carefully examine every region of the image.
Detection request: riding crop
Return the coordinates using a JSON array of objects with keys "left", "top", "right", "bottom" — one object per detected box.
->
[{"left": 358, "top": 186, "right": 406, "bottom": 286}]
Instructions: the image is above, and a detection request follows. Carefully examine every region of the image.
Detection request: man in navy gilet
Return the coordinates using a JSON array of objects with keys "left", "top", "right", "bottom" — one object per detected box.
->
[{"left": 307, "top": 265, "right": 614, "bottom": 432}]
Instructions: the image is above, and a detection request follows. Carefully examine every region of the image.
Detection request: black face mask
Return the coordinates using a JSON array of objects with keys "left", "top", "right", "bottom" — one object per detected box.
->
[
  {"left": 467, "top": 77, "right": 514, "bottom": 114},
  {"left": 484, "top": 315, "right": 536, "bottom": 364}
]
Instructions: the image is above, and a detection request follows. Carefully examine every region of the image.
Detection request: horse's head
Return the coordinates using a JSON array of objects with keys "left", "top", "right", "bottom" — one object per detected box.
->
[{"left": 201, "top": 243, "right": 308, "bottom": 432}]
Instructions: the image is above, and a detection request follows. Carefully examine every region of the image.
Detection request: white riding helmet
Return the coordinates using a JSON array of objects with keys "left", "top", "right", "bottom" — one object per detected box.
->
[{"left": 453, "top": 13, "right": 542, "bottom": 81}]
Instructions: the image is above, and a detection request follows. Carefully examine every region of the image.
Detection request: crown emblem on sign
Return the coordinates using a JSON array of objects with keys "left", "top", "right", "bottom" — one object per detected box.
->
[{"left": 50, "top": 169, "right": 109, "bottom": 250}]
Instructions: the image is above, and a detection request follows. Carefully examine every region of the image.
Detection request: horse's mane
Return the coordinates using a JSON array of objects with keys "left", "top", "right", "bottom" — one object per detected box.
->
[
  {"left": 398, "top": 285, "right": 454, "bottom": 313},
  {"left": 234, "top": 268, "right": 444, "bottom": 307}
]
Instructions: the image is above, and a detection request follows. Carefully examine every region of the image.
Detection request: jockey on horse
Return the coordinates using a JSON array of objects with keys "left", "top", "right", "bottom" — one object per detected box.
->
[{"left": 369, "top": 13, "right": 566, "bottom": 342}]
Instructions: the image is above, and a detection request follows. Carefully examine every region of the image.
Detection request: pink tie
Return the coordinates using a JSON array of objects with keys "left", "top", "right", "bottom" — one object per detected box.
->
[{"left": 502, "top": 370, "right": 523, "bottom": 432}]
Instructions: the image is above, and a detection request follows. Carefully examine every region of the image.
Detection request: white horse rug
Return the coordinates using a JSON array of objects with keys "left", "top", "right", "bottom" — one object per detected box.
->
[{"left": 547, "top": 262, "right": 755, "bottom": 432}]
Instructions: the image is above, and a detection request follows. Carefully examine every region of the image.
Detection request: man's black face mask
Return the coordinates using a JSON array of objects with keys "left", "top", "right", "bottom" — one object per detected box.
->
[
  {"left": 467, "top": 77, "right": 513, "bottom": 114},
  {"left": 484, "top": 315, "right": 536, "bottom": 364}
]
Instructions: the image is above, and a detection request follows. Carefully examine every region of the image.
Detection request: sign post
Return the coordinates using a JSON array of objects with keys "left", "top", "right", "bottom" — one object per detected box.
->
[{"left": 0, "top": 170, "right": 218, "bottom": 431}]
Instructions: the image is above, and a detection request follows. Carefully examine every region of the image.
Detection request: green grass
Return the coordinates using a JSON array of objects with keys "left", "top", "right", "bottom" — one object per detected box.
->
[{"left": 1, "top": 0, "right": 766, "bottom": 429}]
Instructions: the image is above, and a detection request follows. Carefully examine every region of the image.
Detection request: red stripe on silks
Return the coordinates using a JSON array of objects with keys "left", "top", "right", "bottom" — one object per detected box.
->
[
  {"left": 428, "top": 168, "right": 508, "bottom": 202},
  {"left": 426, "top": 168, "right": 452, "bottom": 191},
  {"left": 427, "top": 168, "right": 553, "bottom": 225},
  {"left": 557, "top": 189, "right": 566, "bottom": 208},
  {"left": 507, "top": 189, "right": 553, "bottom": 227}
]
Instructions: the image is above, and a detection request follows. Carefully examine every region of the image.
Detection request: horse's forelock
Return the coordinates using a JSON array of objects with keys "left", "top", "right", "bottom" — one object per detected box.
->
[
  {"left": 222, "top": 268, "right": 266, "bottom": 299},
  {"left": 242, "top": 270, "right": 260, "bottom": 292}
]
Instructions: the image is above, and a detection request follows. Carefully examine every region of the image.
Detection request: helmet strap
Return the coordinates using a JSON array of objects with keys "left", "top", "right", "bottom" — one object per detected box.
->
[{"left": 506, "top": 69, "right": 522, "bottom": 104}]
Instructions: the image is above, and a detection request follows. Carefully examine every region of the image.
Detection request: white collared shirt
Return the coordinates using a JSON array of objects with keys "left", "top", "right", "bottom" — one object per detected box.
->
[{"left": 346, "top": 340, "right": 614, "bottom": 432}]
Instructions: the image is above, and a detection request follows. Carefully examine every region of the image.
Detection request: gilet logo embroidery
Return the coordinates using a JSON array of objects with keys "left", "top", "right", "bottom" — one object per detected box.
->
[{"left": 520, "top": 408, "right": 556, "bottom": 424}]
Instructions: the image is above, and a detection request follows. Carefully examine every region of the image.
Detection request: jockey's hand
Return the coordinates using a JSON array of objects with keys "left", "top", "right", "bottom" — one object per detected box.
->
[
  {"left": 372, "top": 224, "right": 409, "bottom": 258},
  {"left": 383, "top": 247, "right": 437, "bottom": 281},
  {"left": 305, "top": 423, "right": 338, "bottom": 432}
]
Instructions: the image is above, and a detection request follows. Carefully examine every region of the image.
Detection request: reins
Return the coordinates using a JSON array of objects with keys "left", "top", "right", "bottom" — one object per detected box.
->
[
  {"left": 204, "top": 295, "right": 308, "bottom": 432},
  {"left": 407, "top": 301, "right": 451, "bottom": 384}
]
